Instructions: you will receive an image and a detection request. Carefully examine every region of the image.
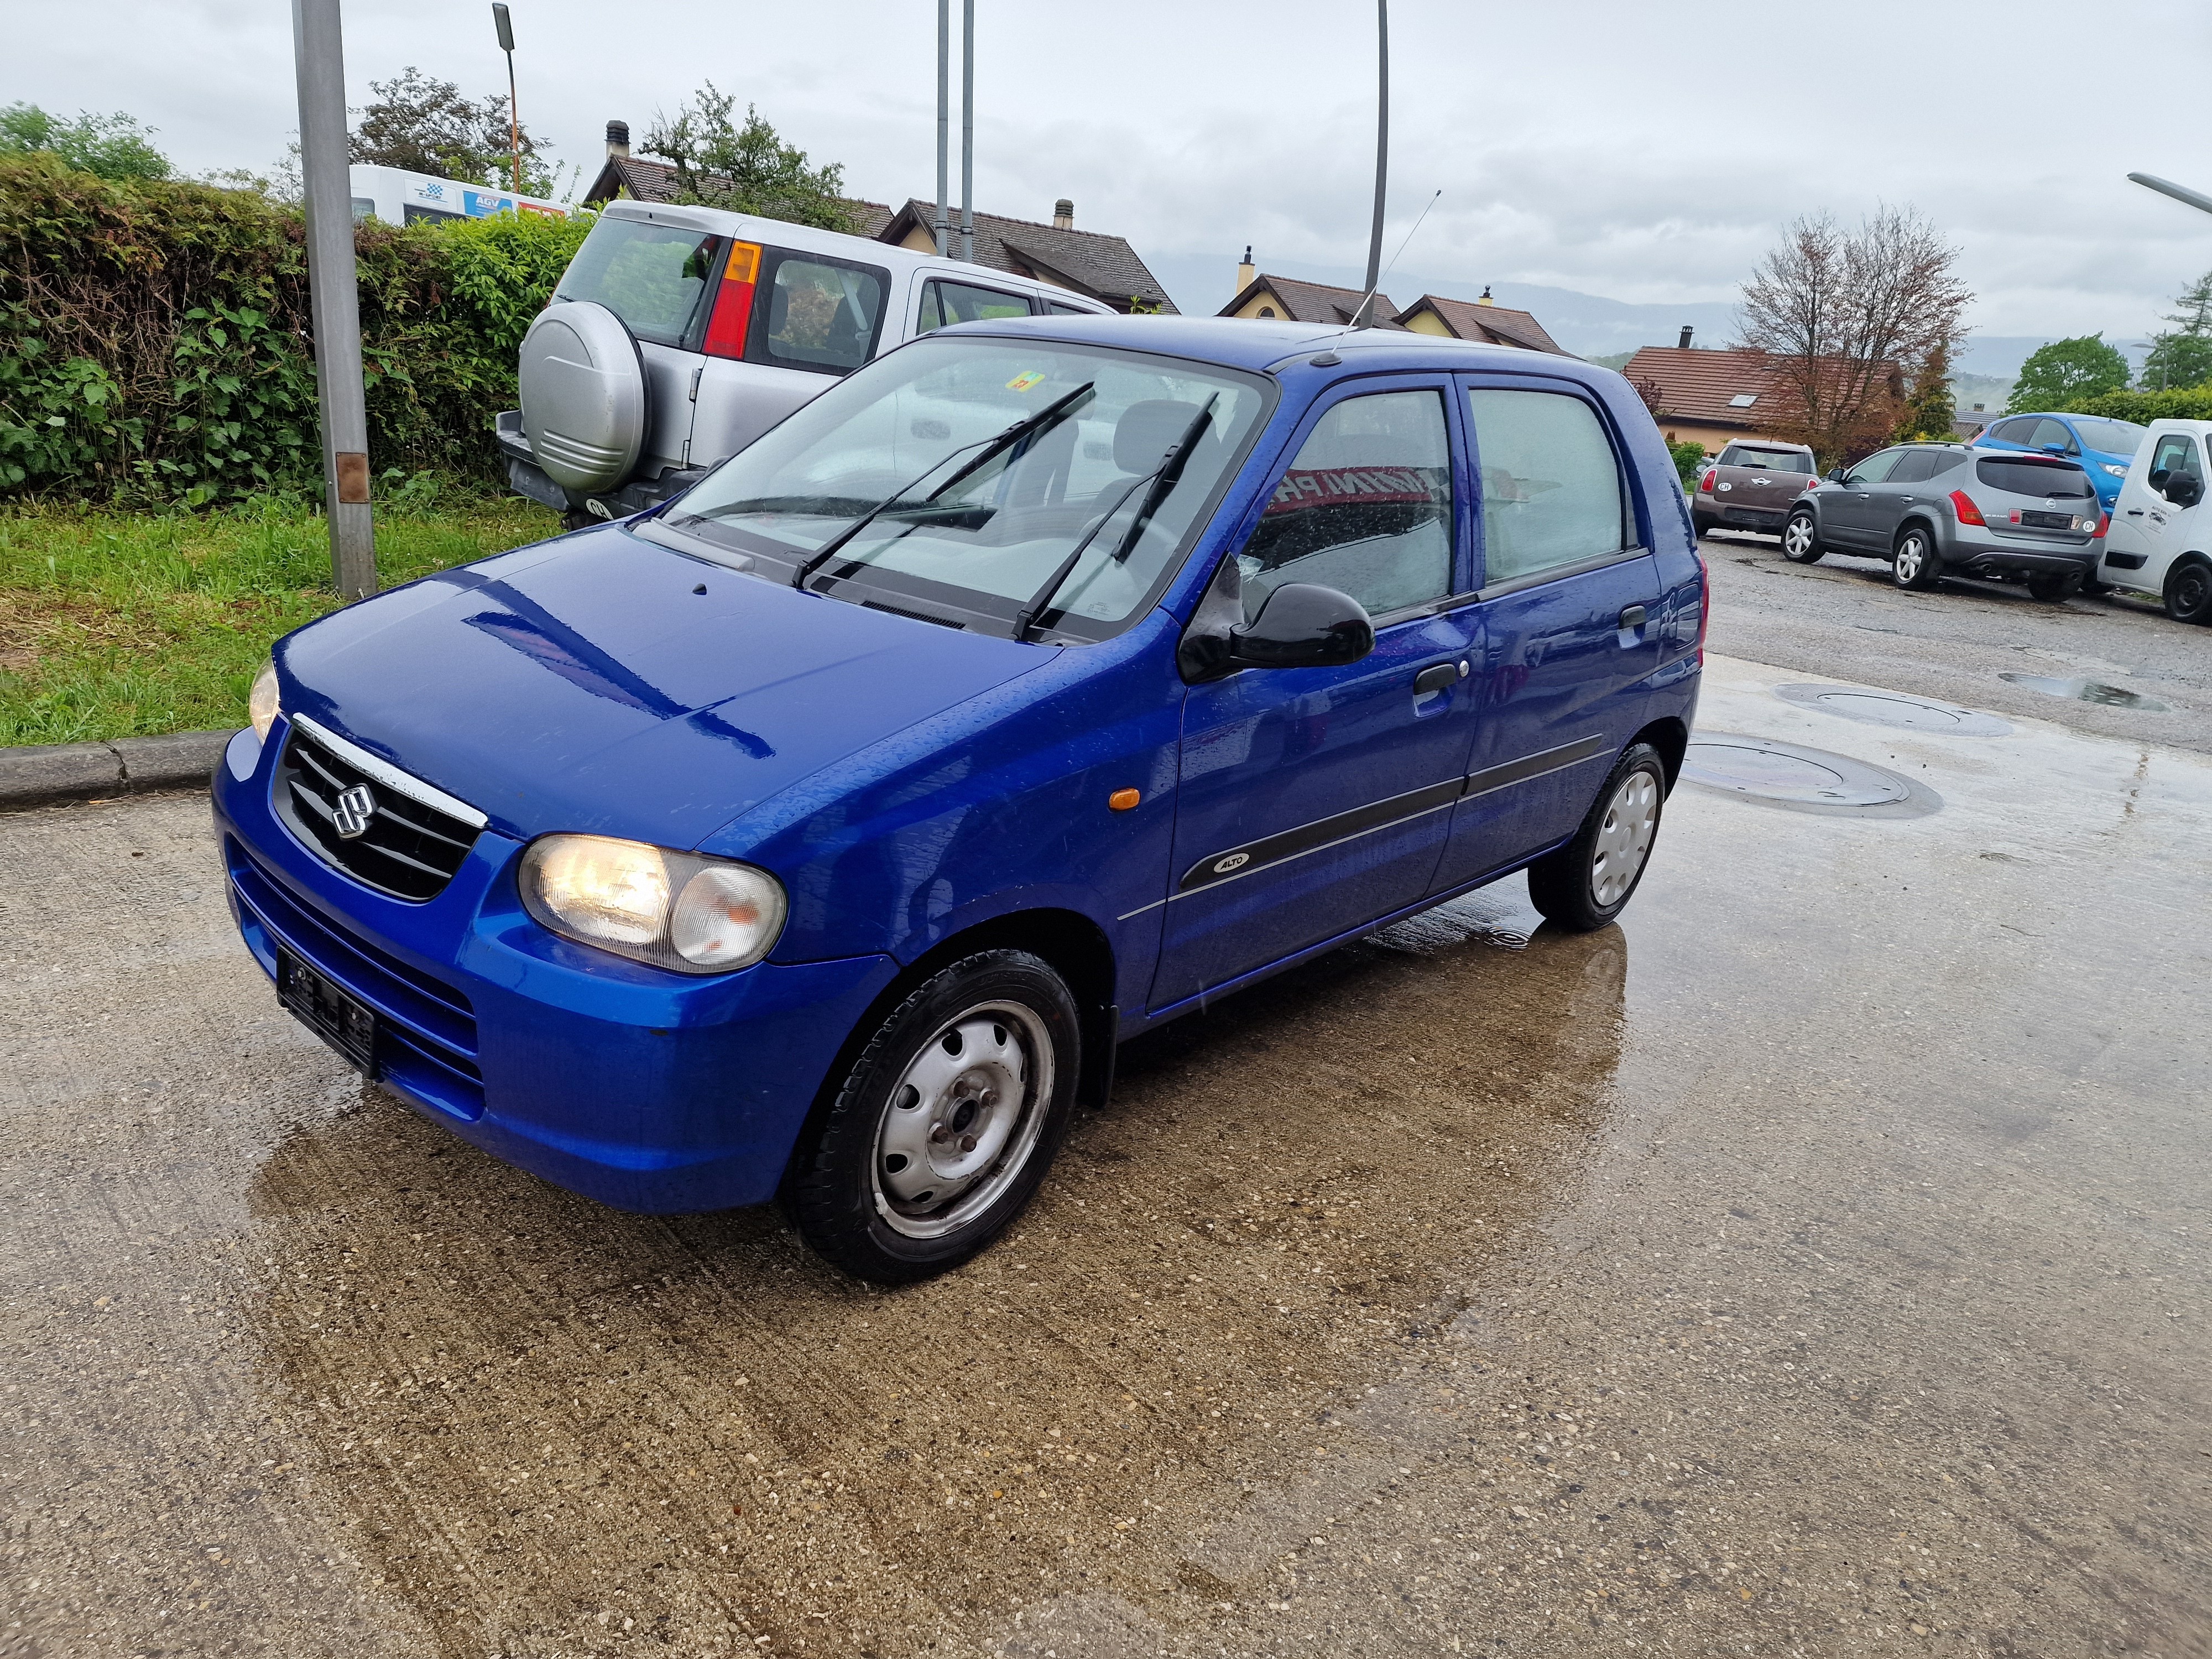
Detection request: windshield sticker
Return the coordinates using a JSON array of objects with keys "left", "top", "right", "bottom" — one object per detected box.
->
[{"left": 1005, "top": 371, "right": 1046, "bottom": 392}]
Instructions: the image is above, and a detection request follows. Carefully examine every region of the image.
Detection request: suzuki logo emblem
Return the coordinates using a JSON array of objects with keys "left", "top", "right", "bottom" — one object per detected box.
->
[
  {"left": 1212, "top": 851, "right": 1251, "bottom": 874},
  {"left": 332, "top": 784, "right": 377, "bottom": 839}
]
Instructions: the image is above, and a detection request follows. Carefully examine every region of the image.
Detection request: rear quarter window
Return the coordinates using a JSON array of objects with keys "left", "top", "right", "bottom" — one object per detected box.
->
[
  {"left": 753, "top": 251, "right": 889, "bottom": 375},
  {"left": 1976, "top": 458, "right": 2094, "bottom": 497}
]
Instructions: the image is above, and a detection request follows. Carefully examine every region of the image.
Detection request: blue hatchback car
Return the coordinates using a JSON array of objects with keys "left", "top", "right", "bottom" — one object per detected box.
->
[
  {"left": 1974, "top": 411, "right": 2148, "bottom": 511},
  {"left": 214, "top": 316, "right": 1705, "bottom": 1282}
]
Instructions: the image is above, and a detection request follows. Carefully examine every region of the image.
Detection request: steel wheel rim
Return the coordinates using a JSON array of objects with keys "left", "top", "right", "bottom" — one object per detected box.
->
[
  {"left": 1896, "top": 538, "right": 1924, "bottom": 582},
  {"left": 1785, "top": 518, "right": 1813, "bottom": 557},
  {"left": 870, "top": 1000, "right": 1053, "bottom": 1240},
  {"left": 2177, "top": 568, "right": 2210, "bottom": 613},
  {"left": 1590, "top": 769, "right": 1660, "bottom": 908}
]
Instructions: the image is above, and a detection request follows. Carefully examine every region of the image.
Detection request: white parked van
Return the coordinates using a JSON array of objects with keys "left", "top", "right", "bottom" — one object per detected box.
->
[
  {"left": 2096, "top": 419, "right": 2212, "bottom": 622},
  {"left": 498, "top": 200, "right": 1114, "bottom": 524},
  {"left": 348, "top": 163, "right": 568, "bottom": 227}
]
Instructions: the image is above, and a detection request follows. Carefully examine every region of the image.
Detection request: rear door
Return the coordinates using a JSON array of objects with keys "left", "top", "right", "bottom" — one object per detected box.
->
[
  {"left": 1151, "top": 380, "right": 1483, "bottom": 1010},
  {"left": 1431, "top": 378, "right": 1662, "bottom": 890},
  {"left": 2122, "top": 429, "right": 2208, "bottom": 585},
  {"left": 1823, "top": 447, "right": 1906, "bottom": 548},
  {"left": 1866, "top": 449, "right": 1942, "bottom": 544}
]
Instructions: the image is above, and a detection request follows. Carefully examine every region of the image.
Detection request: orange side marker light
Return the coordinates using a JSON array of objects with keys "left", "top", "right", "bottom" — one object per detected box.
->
[{"left": 1108, "top": 788, "right": 1141, "bottom": 812}]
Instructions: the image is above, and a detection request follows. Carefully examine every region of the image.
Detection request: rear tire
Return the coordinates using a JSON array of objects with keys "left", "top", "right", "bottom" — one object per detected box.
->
[
  {"left": 1527, "top": 743, "right": 1667, "bottom": 933},
  {"left": 1892, "top": 526, "right": 1940, "bottom": 591},
  {"left": 1781, "top": 510, "right": 1824, "bottom": 564},
  {"left": 2166, "top": 559, "right": 2212, "bottom": 623},
  {"left": 788, "top": 951, "right": 1081, "bottom": 1284},
  {"left": 2026, "top": 572, "right": 2077, "bottom": 602}
]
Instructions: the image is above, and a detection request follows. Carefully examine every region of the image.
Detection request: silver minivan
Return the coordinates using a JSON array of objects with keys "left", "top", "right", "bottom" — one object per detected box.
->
[{"left": 497, "top": 202, "right": 1114, "bottom": 525}]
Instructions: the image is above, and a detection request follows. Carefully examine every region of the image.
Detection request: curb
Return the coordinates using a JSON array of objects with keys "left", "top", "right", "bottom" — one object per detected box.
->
[{"left": 0, "top": 729, "right": 237, "bottom": 811}]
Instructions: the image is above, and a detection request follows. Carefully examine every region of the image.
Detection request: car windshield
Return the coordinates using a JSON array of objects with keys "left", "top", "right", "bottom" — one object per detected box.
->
[
  {"left": 664, "top": 335, "right": 1272, "bottom": 639},
  {"left": 2069, "top": 417, "right": 2148, "bottom": 456}
]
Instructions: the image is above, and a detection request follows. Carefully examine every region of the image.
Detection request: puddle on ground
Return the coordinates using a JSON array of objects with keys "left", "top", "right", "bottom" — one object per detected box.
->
[{"left": 1998, "top": 672, "right": 2170, "bottom": 712}]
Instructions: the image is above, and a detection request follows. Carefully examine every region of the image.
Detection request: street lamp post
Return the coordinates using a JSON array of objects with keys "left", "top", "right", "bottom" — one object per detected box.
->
[
  {"left": 959, "top": 0, "right": 975, "bottom": 263},
  {"left": 2130, "top": 171, "right": 2212, "bottom": 216},
  {"left": 493, "top": 3, "right": 521, "bottom": 194},
  {"left": 290, "top": 0, "right": 377, "bottom": 598}
]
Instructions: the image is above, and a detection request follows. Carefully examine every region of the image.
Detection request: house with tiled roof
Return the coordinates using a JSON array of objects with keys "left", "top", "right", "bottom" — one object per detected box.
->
[
  {"left": 1219, "top": 262, "right": 1405, "bottom": 328},
  {"left": 581, "top": 124, "right": 1175, "bottom": 314},
  {"left": 1395, "top": 290, "right": 1568, "bottom": 356},
  {"left": 1619, "top": 345, "right": 1794, "bottom": 453}
]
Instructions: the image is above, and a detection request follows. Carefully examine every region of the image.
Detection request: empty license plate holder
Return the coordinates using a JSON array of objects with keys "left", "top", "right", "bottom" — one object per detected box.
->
[{"left": 276, "top": 947, "right": 378, "bottom": 1074}]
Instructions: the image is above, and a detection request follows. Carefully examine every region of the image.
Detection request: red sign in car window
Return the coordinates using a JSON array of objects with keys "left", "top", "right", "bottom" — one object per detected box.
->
[{"left": 1264, "top": 466, "right": 1444, "bottom": 514}]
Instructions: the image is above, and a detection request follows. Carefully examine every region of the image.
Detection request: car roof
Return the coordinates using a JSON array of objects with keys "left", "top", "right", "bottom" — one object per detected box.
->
[{"left": 924, "top": 312, "right": 1627, "bottom": 383}]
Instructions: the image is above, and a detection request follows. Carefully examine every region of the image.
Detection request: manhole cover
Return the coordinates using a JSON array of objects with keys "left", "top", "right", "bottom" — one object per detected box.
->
[
  {"left": 1682, "top": 735, "right": 1940, "bottom": 817},
  {"left": 1773, "top": 683, "right": 2011, "bottom": 736},
  {"left": 1997, "top": 672, "right": 2169, "bottom": 712}
]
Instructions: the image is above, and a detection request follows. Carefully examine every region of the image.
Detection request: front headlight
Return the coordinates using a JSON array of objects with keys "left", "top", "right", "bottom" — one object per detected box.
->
[
  {"left": 519, "top": 834, "right": 786, "bottom": 974},
  {"left": 248, "top": 660, "right": 281, "bottom": 742},
  {"left": 2103, "top": 463, "right": 2128, "bottom": 478}
]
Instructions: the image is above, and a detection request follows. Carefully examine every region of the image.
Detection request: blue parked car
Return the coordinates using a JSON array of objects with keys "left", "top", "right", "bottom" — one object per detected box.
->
[
  {"left": 215, "top": 316, "right": 1705, "bottom": 1282},
  {"left": 1974, "top": 411, "right": 2148, "bottom": 511}
]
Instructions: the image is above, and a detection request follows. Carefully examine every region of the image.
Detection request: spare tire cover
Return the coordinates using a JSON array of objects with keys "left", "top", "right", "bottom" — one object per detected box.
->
[{"left": 518, "top": 301, "right": 649, "bottom": 493}]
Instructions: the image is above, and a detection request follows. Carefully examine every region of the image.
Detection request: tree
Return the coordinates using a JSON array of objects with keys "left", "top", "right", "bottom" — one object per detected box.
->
[
  {"left": 2140, "top": 270, "right": 2212, "bottom": 391},
  {"left": 1896, "top": 343, "right": 1956, "bottom": 441},
  {"left": 1737, "top": 207, "right": 1971, "bottom": 468},
  {"left": 2006, "top": 335, "right": 2129, "bottom": 413},
  {"left": 641, "top": 85, "right": 853, "bottom": 232},
  {"left": 0, "top": 103, "right": 170, "bottom": 180},
  {"left": 348, "top": 67, "right": 558, "bottom": 195}
]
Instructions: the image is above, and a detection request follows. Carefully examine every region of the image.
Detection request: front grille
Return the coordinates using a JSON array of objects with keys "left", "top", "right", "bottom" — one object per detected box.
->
[{"left": 276, "top": 726, "right": 480, "bottom": 901}]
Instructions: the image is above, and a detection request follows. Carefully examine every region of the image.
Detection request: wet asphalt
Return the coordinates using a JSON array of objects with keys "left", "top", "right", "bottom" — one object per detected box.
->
[{"left": 5, "top": 609, "right": 2211, "bottom": 1656}]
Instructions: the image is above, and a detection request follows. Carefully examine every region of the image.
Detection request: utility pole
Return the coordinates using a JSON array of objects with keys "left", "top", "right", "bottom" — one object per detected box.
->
[
  {"left": 493, "top": 3, "right": 521, "bottom": 194},
  {"left": 1354, "top": 0, "right": 1389, "bottom": 328},
  {"left": 935, "top": 0, "right": 950, "bottom": 256},
  {"left": 291, "top": 0, "right": 377, "bottom": 598},
  {"left": 2130, "top": 171, "right": 2212, "bottom": 217},
  {"left": 960, "top": 0, "right": 975, "bottom": 263}
]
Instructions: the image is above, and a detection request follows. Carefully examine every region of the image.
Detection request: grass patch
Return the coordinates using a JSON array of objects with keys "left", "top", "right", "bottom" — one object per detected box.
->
[{"left": 0, "top": 482, "right": 562, "bottom": 747}]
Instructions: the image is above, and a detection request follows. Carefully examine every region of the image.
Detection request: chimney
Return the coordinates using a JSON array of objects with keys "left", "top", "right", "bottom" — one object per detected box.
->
[
  {"left": 605, "top": 120, "right": 631, "bottom": 160},
  {"left": 1053, "top": 197, "right": 1074, "bottom": 231},
  {"left": 1972, "top": 401, "right": 1985, "bottom": 411},
  {"left": 1478, "top": 285, "right": 1494, "bottom": 307},
  {"left": 1678, "top": 325, "right": 1694, "bottom": 350},
  {"left": 1235, "top": 245, "right": 1255, "bottom": 295}
]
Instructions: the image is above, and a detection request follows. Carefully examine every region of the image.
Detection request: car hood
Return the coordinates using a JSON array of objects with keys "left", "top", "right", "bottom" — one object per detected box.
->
[{"left": 276, "top": 523, "right": 1050, "bottom": 848}]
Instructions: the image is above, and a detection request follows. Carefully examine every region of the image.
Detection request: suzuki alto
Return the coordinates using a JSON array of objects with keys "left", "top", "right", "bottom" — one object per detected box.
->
[{"left": 215, "top": 315, "right": 1705, "bottom": 1282}]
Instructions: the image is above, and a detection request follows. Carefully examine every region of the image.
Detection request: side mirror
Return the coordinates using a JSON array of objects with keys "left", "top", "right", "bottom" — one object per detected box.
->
[
  {"left": 2168, "top": 473, "right": 2204, "bottom": 509},
  {"left": 1228, "top": 583, "right": 1375, "bottom": 671},
  {"left": 1825, "top": 466, "right": 1846, "bottom": 482}
]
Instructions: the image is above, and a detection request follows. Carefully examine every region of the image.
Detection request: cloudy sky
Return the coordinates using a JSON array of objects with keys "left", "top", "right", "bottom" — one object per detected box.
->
[{"left": 12, "top": 0, "right": 2210, "bottom": 348}]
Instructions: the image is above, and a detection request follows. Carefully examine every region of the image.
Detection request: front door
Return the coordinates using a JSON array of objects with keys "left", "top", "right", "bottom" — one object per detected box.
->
[
  {"left": 1150, "top": 382, "right": 1482, "bottom": 1011},
  {"left": 2116, "top": 429, "right": 2208, "bottom": 588},
  {"left": 1433, "top": 379, "right": 1662, "bottom": 889},
  {"left": 1824, "top": 447, "right": 1906, "bottom": 549}
]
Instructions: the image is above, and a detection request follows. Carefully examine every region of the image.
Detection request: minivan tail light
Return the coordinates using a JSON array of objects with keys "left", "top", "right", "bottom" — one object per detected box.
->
[
  {"left": 1948, "top": 489, "right": 1985, "bottom": 526},
  {"left": 2095, "top": 511, "right": 2111, "bottom": 537},
  {"left": 702, "top": 240, "right": 763, "bottom": 360}
]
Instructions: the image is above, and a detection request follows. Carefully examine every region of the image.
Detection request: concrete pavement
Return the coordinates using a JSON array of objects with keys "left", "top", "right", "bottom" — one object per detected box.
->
[{"left": 3, "top": 653, "right": 2209, "bottom": 1658}]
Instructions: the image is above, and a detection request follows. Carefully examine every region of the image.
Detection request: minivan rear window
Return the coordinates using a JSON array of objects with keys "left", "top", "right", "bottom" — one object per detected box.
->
[
  {"left": 556, "top": 217, "right": 721, "bottom": 347},
  {"left": 1719, "top": 446, "right": 1811, "bottom": 473},
  {"left": 1976, "top": 457, "right": 2093, "bottom": 498}
]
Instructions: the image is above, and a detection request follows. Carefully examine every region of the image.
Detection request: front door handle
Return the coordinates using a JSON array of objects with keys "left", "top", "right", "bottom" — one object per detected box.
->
[
  {"left": 1618, "top": 604, "right": 1647, "bottom": 629},
  {"left": 1413, "top": 660, "right": 1467, "bottom": 696},
  {"left": 2127, "top": 509, "right": 2145, "bottom": 516}
]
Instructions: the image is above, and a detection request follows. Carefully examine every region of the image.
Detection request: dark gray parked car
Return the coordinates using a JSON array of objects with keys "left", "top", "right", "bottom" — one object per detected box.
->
[{"left": 1780, "top": 442, "right": 2105, "bottom": 600}]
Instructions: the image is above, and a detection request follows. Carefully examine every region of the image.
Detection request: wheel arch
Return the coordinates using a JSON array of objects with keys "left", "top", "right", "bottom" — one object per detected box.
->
[
  {"left": 1631, "top": 715, "right": 1689, "bottom": 791},
  {"left": 774, "top": 907, "right": 1120, "bottom": 1207},
  {"left": 1894, "top": 513, "right": 1943, "bottom": 552}
]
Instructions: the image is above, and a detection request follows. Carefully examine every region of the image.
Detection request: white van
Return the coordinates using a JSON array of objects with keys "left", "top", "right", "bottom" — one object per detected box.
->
[
  {"left": 2096, "top": 419, "right": 2212, "bottom": 622},
  {"left": 348, "top": 163, "right": 569, "bottom": 227},
  {"left": 498, "top": 200, "right": 1114, "bottom": 524}
]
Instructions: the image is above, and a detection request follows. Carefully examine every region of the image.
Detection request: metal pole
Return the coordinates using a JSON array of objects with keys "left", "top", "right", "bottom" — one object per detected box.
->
[
  {"left": 935, "top": 0, "right": 950, "bottom": 256},
  {"left": 493, "top": 5, "right": 520, "bottom": 193},
  {"left": 291, "top": 0, "right": 377, "bottom": 598},
  {"left": 2129, "top": 170, "right": 2212, "bottom": 216},
  {"left": 1355, "top": 0, "right": 1389, "bottom": 327},
  {"left": 959, "top": 0, "right": 974, "bottom": 263}
]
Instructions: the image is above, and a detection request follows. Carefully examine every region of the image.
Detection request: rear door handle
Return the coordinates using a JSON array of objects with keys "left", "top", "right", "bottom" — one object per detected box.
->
[
  {"left": 1618, "top": 604, "right": 1647, "bottom": 629},
  {"left": 1413, "top": 661, "right": 1468, "bottom": 696}
]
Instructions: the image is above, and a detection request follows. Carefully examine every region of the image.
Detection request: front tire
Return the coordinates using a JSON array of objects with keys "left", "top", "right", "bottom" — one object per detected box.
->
[
  {"left": 2165, "top": 559, "right": 2212, "bottom": 624},
  {"left": 788, "top": 951, "right": 1081, "bottom": 1284},
  {"left": 1892, "top": 526, "right": 1940, "bottom": 591},
  {"left": 1527, "top": 744, "right": 1667, "bottom": 932},
  {"left": 1781, "top": 510, "right": 1824, "bottom": 564}
]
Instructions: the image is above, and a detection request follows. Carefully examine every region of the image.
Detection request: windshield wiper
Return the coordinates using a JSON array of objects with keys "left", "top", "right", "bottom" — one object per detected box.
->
[
  {"left": 1010, "top": 394, "right": 1219, "bottom": 643},
  {"left": 789, "top": 381, "right": 1097, "bottom": 590}
]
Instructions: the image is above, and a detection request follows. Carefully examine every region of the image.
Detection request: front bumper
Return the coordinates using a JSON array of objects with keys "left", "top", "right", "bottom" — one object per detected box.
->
[{"left": 212, "top": 723, "right": 898, "bottom": 1213}]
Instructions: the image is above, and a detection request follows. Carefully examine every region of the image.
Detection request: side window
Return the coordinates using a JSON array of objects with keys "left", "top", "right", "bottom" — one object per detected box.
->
[
  {"left": 1989, "top": 418, "right": 2037, "bottom": 445},
  {"left": 1886, "top": 451, "right": 1939, "bottom": 485},
  {"left": 2029, "top": 418, "right": 2080, "bottom": 454},
  {"left": 2151, "top": 434, "right": 2203, "bottom": 481},
  {"left": 1845, "top": 449, "right": 1903, "bottom": 485},
  {"left": 1465, "top": 388, "right": 1627, "bottom": 587},
  {"left": 1048, "top": 301, "right": 1093, "bottom": 317},
  {"left": 919, "top": 280, "right": 1037, "bottom": 333},
  {"left": 1238, "top": 389, "right": 1454, "bottom": 623},
  {"left": 1923, "top": 451, "right": 1967, "bottom": 477},
  {"left": 754, "top": 254, "right": 887, "bottom": 373}
]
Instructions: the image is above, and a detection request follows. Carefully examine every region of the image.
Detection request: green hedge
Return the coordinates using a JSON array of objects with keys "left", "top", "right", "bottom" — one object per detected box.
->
[
  {"left": 0, "top": 154, "right": 589, "bottom": 503},
  {"left": 2070, "top": 385, "right": 2212, "bottom": 425}
]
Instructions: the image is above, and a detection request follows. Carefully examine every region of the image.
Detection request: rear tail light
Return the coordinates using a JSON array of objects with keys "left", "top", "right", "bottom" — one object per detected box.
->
[
  {"left": 1948, "top": 489, "right": 1985, "bottom": 526},
  {"left": 702, "top": 239, "right": 763, "bottom": 360},
  {"left": 2094, "top": 512, "right": 2110, "bottom": 536},
  {"left": 1698, "top": 471, "right": 1715, "bottom": 493},
  {"left": 1694, "top": 552, "right": 1710, "bottom": 665}
]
